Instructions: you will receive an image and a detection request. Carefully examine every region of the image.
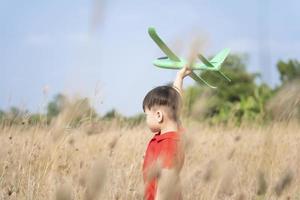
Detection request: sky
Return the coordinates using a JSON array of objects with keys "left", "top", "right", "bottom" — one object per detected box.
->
[{"left": 1, "top": 0, "right": 299, "bottom": 116}]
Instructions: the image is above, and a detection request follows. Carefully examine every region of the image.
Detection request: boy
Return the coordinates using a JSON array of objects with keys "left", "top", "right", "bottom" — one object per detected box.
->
[{"left": 142, "top": 67, "right": 192, "bottom": 200}]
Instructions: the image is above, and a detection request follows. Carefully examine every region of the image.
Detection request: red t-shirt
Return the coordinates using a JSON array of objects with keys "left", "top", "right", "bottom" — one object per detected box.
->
[{"left": 142, "top": 130, "right": 185, "bottom": 200}]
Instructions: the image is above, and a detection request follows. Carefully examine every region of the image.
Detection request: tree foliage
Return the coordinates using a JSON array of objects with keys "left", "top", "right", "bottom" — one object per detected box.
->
[
  {"left": 277, "top": 59, "right": 300, "bottom": 84},
  {"left": 48, "top": 94, "right": 98, "bottom": 127},
  {"left": 183, "top": 54, "right": 273, "bottom": 125},
  {"left": 267, "top": 60, "right": 300, "bottom": 121},
  {"left": 47, "top": 94, "right": 66, "bottom": 119}
]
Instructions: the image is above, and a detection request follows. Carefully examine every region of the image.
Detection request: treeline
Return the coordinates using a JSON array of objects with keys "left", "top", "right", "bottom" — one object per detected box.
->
[
  {"left": 0, "top": 94, "right": 145, "bottom": 127},
  {"left": 182, "top": 55, "right": 300, "bottom": 125},
  {"left": 0, "top": 54, "right": 299, "bottom": 126},
  {"left": 0, "top": 95, "right": 94, "bottom": 126}
]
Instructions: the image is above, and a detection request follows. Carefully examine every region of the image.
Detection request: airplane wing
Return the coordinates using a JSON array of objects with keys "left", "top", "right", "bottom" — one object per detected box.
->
[
  {"left": 148, "top": 27, "right": 181, "bottom": 62},
  {"left": 209, "top": 48, "right": 230, "bottom": 70},
  {"left": 197, "top": 54, "right": 215, "bottom": 68},
  {"left": 189, "top": 72, "right": 217, "bottom": 89}
]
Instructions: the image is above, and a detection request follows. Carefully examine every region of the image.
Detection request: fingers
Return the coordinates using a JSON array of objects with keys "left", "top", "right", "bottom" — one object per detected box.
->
[
  {"left": 183, "top": 66, "right": 192, "bottom": 76},
  {"left": 178, "top": 65, "right": 193, "bottom": 78},
  {"left": 179, "top": 68, "right": 191, "bottom": 78}
]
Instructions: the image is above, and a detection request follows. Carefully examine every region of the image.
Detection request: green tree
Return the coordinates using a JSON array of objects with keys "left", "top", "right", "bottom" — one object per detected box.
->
[
  {"left": 66, "top": 97, "right": 98, "bottom": 126},
  {"left": 47, "top": 94, "right": 66, "bottom": 119},
  {"left": 183, "top": 54, "right": 273, "bottom": 124},
  {"left": 102, "top": 109, "right": 121, "bottom": 120},
  {"left": 46, "top": 94, "right": 98, "bottom": 126},
  {"left": 277, "top": 59, "right": 300, "bottom": 84},
  {"left": 9, "top": 106, "right": 21, "bottom": 119},
  {"left": 0, "top": 110, "right": 5, "bottom": 120},
  {"left": 265, "top": 59, "right": 300, "bottom": 122}
]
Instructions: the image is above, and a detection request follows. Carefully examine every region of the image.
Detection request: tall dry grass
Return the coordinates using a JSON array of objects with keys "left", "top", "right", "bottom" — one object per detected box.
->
[{"left": 0, "top": 115, "right": 299, "bottom": 199}]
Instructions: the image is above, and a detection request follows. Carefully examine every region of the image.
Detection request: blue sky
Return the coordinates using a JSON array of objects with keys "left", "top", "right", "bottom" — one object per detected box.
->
[{"left": 1, "top": 0, "right": 299, "bottom": 116}]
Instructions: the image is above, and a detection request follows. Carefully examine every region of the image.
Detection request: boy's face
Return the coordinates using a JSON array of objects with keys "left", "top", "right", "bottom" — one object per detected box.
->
[{"left": 144, "top": 107, "right": 163, "bottom": 133}]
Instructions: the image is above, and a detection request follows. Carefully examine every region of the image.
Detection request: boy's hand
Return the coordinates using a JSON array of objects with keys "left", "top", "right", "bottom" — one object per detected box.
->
[
  {"left": 173, "top": 66, "right": 193, "bottom": 97},
  {"left": 178, "top": 66, "right": 192, "bottom": 78}
]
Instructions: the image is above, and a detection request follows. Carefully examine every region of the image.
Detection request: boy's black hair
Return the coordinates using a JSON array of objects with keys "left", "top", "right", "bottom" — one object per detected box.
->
[{"left": 142, "top": 85, "right": 181, "bottom": 121}]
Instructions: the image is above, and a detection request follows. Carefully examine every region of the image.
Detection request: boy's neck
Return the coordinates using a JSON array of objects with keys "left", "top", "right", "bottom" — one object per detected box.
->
[{"left": 159, "top": 119, "right": 179, "bottom": 134}]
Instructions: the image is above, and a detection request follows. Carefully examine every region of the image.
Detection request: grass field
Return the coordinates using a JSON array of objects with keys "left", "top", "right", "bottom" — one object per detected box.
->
[{"left": 0, "top": 120, "right": 299, "bottom": 199}]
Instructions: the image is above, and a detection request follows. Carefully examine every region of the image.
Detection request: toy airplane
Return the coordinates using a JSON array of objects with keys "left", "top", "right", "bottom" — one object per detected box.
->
[{"left": 148, "top": 27, "right": 231, "bottom": 88}]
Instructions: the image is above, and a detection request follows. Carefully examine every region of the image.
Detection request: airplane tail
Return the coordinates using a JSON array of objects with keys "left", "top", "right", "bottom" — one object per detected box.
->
[
  {"left": 209, "top": 48, "right": 230, "bottom": 70},
  {"left": 197, "top": 48, "right": 231, "bottom": 82}
]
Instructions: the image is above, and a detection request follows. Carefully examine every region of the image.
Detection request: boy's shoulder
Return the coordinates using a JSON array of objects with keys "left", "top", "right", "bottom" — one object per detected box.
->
[{"left": 154, "top": 130, "right": 183, "bottom": 142}]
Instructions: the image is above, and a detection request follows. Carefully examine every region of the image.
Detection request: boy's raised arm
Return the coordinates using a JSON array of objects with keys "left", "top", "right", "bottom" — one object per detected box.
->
[{"left": 172, "top": 67, "right": 192, "bottom": 97}]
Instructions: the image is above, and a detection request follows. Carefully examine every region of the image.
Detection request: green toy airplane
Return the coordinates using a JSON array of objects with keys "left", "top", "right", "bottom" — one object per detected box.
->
[{"left": 148, "top": 27, "right": 231, "bottom": 89}]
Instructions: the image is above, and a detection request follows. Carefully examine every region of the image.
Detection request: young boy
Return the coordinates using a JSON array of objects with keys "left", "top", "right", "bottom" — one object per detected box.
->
[{"left": 142, "top": 67, "right": 192, "bottom": 200}]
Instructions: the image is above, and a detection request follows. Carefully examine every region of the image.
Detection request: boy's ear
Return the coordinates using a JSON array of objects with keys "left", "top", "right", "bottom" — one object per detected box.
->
[{"left": 156, "top": 110, "right": 163, "bottom": 123}]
